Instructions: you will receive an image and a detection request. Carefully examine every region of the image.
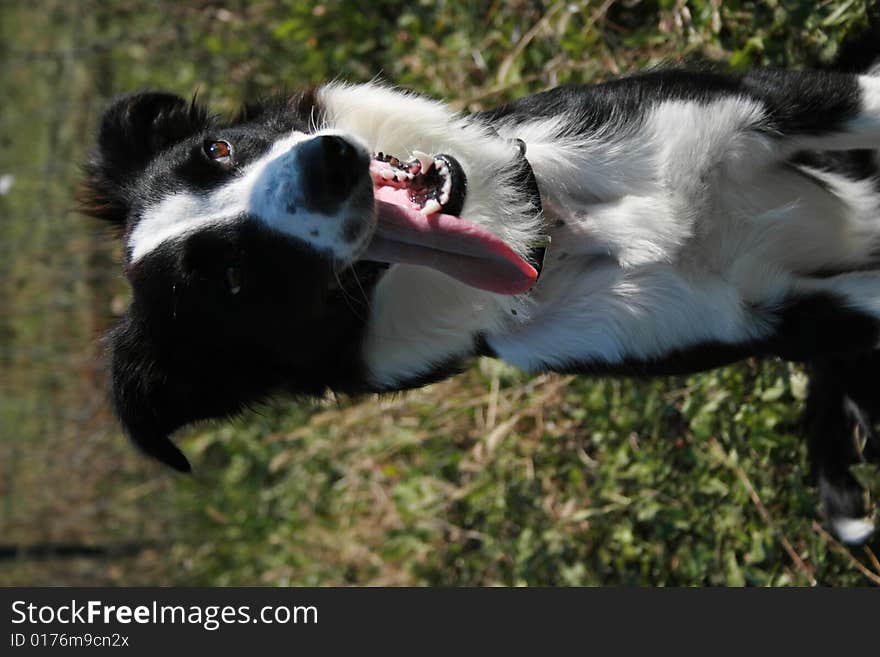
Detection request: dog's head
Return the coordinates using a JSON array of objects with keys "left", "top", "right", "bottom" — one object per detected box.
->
[{"left": 81, "top": 89, "right": 539, "bottom": 471}]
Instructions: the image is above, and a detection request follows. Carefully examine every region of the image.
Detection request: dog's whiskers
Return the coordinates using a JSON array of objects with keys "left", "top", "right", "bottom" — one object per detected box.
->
[{"left": 331, "top": 262, "right": 368, "bottom": 323}]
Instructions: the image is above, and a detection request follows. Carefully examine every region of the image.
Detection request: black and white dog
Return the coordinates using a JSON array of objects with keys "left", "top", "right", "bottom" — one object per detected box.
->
[{"left": 80, "top": 64, "right": 880, "bottom": 544}]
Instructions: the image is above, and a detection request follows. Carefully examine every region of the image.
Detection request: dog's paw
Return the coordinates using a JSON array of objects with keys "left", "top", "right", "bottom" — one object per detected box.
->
[
  {"left": 820, "top": 474, "right": 875, "bottom": 544},
  {"left": 830, "top": 517, "right": 875, "bottom": 545}
]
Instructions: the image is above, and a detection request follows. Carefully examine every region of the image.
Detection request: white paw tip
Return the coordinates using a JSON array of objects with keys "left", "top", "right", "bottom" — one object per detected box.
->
[{"left": 831, "top": 517, "right": 875, "bottom": 545}]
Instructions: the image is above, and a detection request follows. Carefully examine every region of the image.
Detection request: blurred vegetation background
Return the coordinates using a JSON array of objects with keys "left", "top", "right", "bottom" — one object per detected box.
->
[{"left": 2, "top": 0, "right": 880, "bottom": 586}]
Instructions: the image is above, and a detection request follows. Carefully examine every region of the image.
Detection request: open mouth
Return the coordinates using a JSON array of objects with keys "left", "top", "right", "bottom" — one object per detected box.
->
[{"left": 361, "top": 151, "right": 537, "bottom": 295}]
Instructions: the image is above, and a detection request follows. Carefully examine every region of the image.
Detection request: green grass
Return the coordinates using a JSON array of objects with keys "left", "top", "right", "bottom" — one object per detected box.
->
[
  {"left": 1, "top": 0, "right": 879, "bottom": 586},
  {"left": 160, "top": 360, "right": 878, "bottom": 586}
]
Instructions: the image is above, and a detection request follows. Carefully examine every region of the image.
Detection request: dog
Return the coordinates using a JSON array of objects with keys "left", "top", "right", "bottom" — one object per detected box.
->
[{"left": 79, "top": 64, "right": 880, "bottom": 545}]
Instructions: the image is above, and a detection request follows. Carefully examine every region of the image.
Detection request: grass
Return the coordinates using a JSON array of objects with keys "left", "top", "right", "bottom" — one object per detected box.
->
[
  {"left": 1, "top": 0, "right": 879, "bottom": 586},
  {"left": 158, "top": 358, "right": 880, "bottom": 586}
]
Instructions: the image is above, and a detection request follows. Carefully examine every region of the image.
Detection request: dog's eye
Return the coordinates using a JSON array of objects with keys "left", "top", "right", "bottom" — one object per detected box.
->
[{"left": 205, "top": 140, "right": 233, "bottom": 164}]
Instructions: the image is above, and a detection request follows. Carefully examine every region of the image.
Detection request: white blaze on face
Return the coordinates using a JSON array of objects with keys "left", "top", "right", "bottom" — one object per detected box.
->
[{"left": 127, "top": 131, "right": 373, "bottom": 264}]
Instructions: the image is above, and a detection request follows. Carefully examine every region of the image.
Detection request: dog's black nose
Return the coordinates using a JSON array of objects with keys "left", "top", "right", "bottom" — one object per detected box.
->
[{"left": 296, "top": 135, "right": 366, "bottom": 215}]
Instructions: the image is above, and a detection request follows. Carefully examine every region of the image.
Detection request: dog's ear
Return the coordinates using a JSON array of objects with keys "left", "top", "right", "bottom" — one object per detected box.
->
[
  {"left": 79, "top": 92, "right": 211, "bottom": 227},
  {"left": 106, "top": 310, "right": 193, "bottom": 473}
]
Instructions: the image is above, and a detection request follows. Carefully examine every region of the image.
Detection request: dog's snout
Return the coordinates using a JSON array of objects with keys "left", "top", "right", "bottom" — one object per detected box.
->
[{"left": 296, "top": 135, "right": 367, "bottom": 215}]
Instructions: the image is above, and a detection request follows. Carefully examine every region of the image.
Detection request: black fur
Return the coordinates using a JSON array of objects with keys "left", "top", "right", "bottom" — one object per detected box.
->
[
  {"left": 109, "top": 222, "right": 379, "bottom": 471},
  {"left": 480, "top": 68, "right": 862, "bottom": 138}
]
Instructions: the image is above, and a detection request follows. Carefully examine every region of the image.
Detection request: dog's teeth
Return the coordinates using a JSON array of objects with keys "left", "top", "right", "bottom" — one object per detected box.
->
[
  {"left": 413, "top": 150, "right": 433, "bottom": 173},
  {"left": 421, "top": 199, "right": 442, "bottom": 216},
  {"left": 381, "top": 169, "right": 395, "bottom": 181}
]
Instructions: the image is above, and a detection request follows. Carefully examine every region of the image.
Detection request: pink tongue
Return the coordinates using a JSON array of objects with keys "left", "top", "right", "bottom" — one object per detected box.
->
[{"left": 364, "top": 189, "right": 537, "bottom": 295}]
